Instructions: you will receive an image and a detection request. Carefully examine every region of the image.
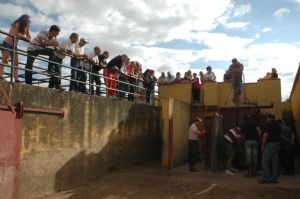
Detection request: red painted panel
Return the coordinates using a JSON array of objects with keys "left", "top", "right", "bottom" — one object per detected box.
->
[{"left": 0, "top": 110, "right": 22, "bottom": 199}]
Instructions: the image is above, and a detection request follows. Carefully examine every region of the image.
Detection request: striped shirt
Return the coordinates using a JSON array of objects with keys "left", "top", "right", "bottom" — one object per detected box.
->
[{"left": 224, "top": 127, "right": 242, "bottom": 143}]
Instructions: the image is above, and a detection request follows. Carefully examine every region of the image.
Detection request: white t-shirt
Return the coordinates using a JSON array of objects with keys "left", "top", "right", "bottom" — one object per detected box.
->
[
  {"left": 158, "top": 76, "right": 167, "bottom": 84},
  {"left": 28, "top": 31, "right": 57, "bottom": 51},
  {"left": 204, "top": 72, "right": 216, "bottom": 81},
  {"left": 166, "top": 75, "right": 175, "bottom": 83},
  {"left": 55, "top": 39, "right": 75, "bottom": 59},
  {"left": 74, "top": 43, "right": 85, "bottom": 56},
  {"left": 83, "top": 51, "right": 99, "bottom": 70},
  {"left": 188, "top": 123, "right": 199, "bottom": 141}
]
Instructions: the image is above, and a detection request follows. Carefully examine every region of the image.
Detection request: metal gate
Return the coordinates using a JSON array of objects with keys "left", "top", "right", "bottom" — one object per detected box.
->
[
  {"left": 0, "top": 109, "right": 22, "bottom": 199},
  {"left": 0, "top": 83, "right": 64, "bottom": 199}
]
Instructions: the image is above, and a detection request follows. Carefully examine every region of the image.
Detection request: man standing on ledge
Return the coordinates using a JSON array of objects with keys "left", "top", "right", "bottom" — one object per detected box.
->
[
  {"left": 188, "top": 118, "right": 205, "bottom": 172},
  {"left": 227, "top": 58, "right": 244, "bottom": 105}
]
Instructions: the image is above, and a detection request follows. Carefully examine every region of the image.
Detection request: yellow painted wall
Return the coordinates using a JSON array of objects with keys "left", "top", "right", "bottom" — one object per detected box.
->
[
  {"left": 159, "top": 83, "right": 192, "bottom": 104},
  {"left": 202, "top": 79, "right": 282, "bottom": 119},
  {"left": 160, "top": 97, "right": 190, "bottom": 168},
  {"left": 172, "top": 100, "right": 190, "bottom": 166},
  {"left": 290, "top": 78, "right": 300, "bottom": 145}
]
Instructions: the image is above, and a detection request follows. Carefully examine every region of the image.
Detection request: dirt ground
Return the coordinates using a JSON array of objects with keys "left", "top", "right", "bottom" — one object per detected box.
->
[{"left": 40, "top": 162, "right": 300, "bottom": 199}]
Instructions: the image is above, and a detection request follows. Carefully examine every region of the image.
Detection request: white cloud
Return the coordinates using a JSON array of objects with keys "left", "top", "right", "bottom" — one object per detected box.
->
[
  {"left": 233, "top": 3, "right": 252, "bottom": 17},
  {"left": 273, "top": 8, "right": 290, "bottom": 18},
  {"left": 0, "top": 0, "right": 298, "bottom": 100},
  {"left": 262, "top": 27, "right": 272, "bottom": 32},
  {"left": 224, "top": 22, "right": 249, "bottom": 29}
]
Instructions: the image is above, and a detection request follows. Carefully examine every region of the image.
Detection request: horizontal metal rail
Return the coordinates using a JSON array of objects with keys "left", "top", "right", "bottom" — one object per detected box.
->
[{"left": 0, "top": 29, "right": 159, "bottom": 104}]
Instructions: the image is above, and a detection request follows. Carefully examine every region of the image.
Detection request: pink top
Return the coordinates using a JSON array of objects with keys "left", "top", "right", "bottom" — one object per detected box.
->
[
  {"left": 126, "top": 64, "right": 135, "bottom": 75},
  {"left": 192, "top": 77, "right": 200, "bottom": 89},
  {"left": 4, "top": 22, "right": 25, "bottom": 46}
]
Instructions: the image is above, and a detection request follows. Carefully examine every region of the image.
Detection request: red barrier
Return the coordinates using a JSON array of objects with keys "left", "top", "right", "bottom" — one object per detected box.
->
[{"left": 0, "top": 110, "right": 22, "bottom": 199}]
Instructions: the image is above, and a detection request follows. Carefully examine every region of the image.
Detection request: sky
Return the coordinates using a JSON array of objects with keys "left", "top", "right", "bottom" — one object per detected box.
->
[{"left": 0, "top": 0, "right": 299, "bottom": 100}]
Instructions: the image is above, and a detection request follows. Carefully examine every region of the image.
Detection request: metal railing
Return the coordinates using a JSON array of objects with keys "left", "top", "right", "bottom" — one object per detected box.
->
[{"left": 0, "top": 29, "right": 159, "bottom": 105}]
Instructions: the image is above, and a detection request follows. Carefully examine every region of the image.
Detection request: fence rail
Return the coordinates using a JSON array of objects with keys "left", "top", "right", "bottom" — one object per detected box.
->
[{"left": 0, "top": 29, "right": 159, "bottom": 104}]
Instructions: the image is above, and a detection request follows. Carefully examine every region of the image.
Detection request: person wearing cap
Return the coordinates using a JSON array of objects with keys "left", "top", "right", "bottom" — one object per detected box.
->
[
  {"left": 76, "top": 46, "right": 101, "bottom": 94},
  {"left": 48, "top": 32, "right": 78, "bottom": 90},
  {"left": 188, "top": 118, "right": 205, "bottom": 172},
  {"left": 69, "top": 37, "right": 88, "bottom": 92},
  {"left": 25, "top": 25, "right": 60, "bottom": 85},
  {"left": 203, "top": 66, "right": 216, "bottom": 82}
]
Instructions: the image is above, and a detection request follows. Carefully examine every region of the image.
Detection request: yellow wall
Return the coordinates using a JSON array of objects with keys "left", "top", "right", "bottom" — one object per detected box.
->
[
  {"left": 202, "top": 79, "right": 282, "bottom": 119},
  {"left": 159, "top": 83, "right": 192, "bottom": 104},
  {"left": 160, "top": 97, "right": 190, "bottom": 168},
  {"left": 290, "top": 77, "right": 300, "bottom": 145}
]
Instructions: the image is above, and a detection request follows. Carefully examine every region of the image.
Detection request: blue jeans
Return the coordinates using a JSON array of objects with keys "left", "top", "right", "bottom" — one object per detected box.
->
[
  {"left": 262, "top": 142, "right": 280, "bottom": 181},
  {"left": 222, "top": 140, "right": 234, "bottom": 159},
  {"left": 245, "top": 140, "right": 258, "bottom": 164}
]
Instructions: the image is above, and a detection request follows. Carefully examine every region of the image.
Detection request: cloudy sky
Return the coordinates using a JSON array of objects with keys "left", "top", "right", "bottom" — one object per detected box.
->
[{"left": 0, "top": 0, "right": 299, "bottom": 99}]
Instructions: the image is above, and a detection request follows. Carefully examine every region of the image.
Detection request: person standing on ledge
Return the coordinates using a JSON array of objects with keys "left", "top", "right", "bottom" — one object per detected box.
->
[
  {"left": 188, "top": 118, "right": 205, "bottom": 172},
  {"left": 203, "top": 66, "right": 216, "bottom": 82},
  {"left": 227, "top": 58, "right": 244, "bottom": 105}
]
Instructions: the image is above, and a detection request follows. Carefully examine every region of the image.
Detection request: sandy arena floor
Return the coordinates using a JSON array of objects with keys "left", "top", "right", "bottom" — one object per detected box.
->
[{"left": 39, "top": 162, "right": 300, "bottom": 199}]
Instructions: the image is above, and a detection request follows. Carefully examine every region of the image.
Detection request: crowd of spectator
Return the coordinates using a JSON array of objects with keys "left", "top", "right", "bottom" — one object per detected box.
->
[
  {"left": 0, "top": 14, "right": 159, "bottom": 104},
  {"left": 0, "top": 14, "right": 281, "bottom": 106}
]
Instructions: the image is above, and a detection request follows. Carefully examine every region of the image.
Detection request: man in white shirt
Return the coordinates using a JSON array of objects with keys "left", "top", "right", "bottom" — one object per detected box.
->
[
  {"left": 48, "top": 32, "right": 78, "bottom": 90},
  {"left": 69, "top": 37, "right": 88, "bottom": 91},
  {"left": 77, "top": 46, "right": 101, "bottom": 94},
  {"left": 166, "top": 71, "right": 175, "bottom": 84},
  {"left": 188, "top": 118, "right": 205, "bottom": 172},
  {"left": 157, "top": 72, "right": 167, "bottom": 85},
  {"left": 204, "top": 66, "right": 216, "bottom": 82},
  {"left": 25, "top": 25, "right": 60, "bottom": 85}
]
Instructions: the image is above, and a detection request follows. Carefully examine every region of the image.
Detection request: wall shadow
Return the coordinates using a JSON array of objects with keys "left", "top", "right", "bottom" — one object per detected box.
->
[{"left": 54, "top": 103, "right": 161, "bottom": 192}]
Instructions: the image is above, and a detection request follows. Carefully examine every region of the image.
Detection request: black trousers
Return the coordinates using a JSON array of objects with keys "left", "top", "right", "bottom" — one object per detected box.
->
[
  {"left": 90, "top": 71, "right": 101, "bottom": 95},
  {"left": 128, "top": 78, "right": 136, "bottom": 102},
  {"left": 188, "top": 140, "right": 198, "bottom": 169},
  {"left": 117, "top": 76, "right": 128, "bottom": 99},
  {"left": 280, "top": 144, "right": 296, "bottom": 174},
  {"left": 76, "top": 67, "right": 87, "bottom": 93},
  {"left": 69, "top": 57, "right": 80, "bottom": 91},
  {"left": 192, "top": 88, "right": 200, "bottom": 101},
  {"left": 25, "top": 49, "right": 55, "bottom": 84},
  {"left": 48, "top": 56, "right": 62, "bottom": 89}
]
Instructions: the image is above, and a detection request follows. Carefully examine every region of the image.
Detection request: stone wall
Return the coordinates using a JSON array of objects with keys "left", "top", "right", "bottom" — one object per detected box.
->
[{"left": 0, "top": 83, "right": 161, "bottom": 198}]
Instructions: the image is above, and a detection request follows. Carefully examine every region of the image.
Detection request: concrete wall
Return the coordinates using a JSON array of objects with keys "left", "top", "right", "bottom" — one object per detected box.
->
[
  {"left": 160, "top": 98, "right": 190, "bottom": 168},
  {"left": 290, "top": 73, "right": 300, "bottom": 146},
  {"left": 202, "top": 79, "right": 282, "bottom": 119},
  {"left": 0, "top": 83, "right": 161, "bottom": 198}
]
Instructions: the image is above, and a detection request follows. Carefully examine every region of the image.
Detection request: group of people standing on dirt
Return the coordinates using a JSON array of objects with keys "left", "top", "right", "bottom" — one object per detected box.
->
[{"left": 188, "top": 113, "right": 296, "bottom": 184}]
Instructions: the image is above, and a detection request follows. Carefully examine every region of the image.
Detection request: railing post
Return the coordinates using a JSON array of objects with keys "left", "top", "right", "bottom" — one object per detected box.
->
[{"left": 11, "top": 35, "right": 16, "bottom": 83}]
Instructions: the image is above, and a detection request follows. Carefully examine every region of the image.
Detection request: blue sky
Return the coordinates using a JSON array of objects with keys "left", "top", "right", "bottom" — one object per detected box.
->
[{"left": 0, "top": 0, "right": 299, "bottom": 99}]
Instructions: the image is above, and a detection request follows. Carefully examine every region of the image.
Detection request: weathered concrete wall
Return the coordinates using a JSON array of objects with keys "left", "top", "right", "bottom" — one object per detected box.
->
[
  {"left": 0, "top": 82, "right": 161, "bottom": 198},
  {"left": 161, "top": 97, "right": 190, "bottom": 168}
]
